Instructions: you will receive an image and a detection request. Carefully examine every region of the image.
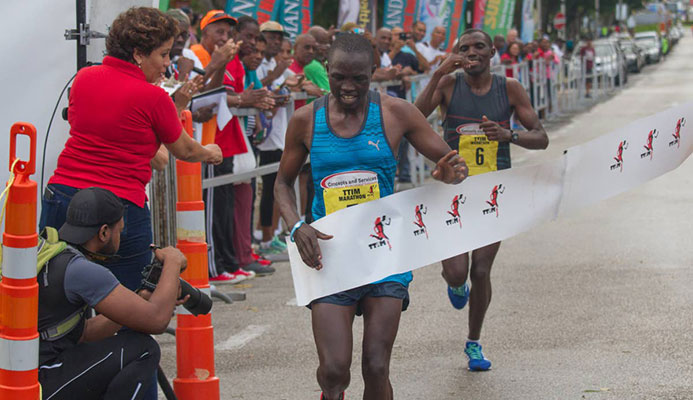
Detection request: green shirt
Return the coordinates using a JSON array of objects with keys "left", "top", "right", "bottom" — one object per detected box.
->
[{"left": 303, "top": 59, "right": 330, "bottom": 103}]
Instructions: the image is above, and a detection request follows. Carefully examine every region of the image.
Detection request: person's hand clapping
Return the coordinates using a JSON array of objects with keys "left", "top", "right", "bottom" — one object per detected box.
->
[
  {"left": 208, "top": 39, "right": 241, "bottom": 72},
  {"left": 432, "top": 150, "right": 467, "bottom": 185},
  {"left": 173, "top": 75, "right": 204, "bottom": 111},
  {"left": 240, "top": 83, "right": 276, "bottom": 110}
]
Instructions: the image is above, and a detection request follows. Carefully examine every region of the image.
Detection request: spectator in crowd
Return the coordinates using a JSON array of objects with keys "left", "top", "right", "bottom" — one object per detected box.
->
[
  {"left": 580, "top": 37, "right": 595, "bottom": 97},
  {"left": 372, "top": 27, "right": 401, "bottom": 81},
  {"left": 552, "top": 38, "right": 565, "bottom": 59},
  {"left": 415, "top": 25, "right": 448, "bottom": 90},
  {"left": 389, "top": 26, "right": 423, "bottom": 188},
  {"left": 290, "top": 33, "right": 327, "bottom": 223},
  {"left": 38, "top": 188, "right": 189, "bottom": 400},
  {"left": 211, "top": 15, "right": 276, "bottom": 282},
  {"left": 415, "top": 25, "right": 448, "bottom": 68},
  {"left": 500, "top": 41, "right": 522, "bottom": 78},
  {"left": 40, "top": 7, "right": 222, "bottom": 291},
  {"left": 190, "top": 11, "right": 248, "bottom": 284},
  {"left": 536, "top": 37, "right": 559, "bottom": 113},
  {"left": 239, "top": 34, "right": 276, "bottom": 276},
  {"left": 165, "top": 9, "right": 203, "bottom": 80},
  {"left": 256, "top": 22, "right": 295, "bottom": 256},
  {"left": 180, "top": 6, "right": 199, "bottom": 46},
  {"left": 406, "top": 21, "right": 431, "bottom": 72},
  {"left": 506, "top": 28, "right": 518, "bottom": 47},
  {"left": 305, "top": 26, "right": 332, "bottom": 95},
  {"left": 491, "top": 34, "right": 505, "bottom": 66}
]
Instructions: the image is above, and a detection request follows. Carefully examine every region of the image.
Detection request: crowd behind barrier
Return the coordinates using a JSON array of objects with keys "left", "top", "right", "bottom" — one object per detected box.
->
[{"left": 181, "top": 53, "right": 630, "bottom": 198}]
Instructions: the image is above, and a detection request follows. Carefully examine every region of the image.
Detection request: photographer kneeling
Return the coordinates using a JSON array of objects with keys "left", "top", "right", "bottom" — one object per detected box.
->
[{"left": 38, "top": 187, "right": 187, "bottom": 400}]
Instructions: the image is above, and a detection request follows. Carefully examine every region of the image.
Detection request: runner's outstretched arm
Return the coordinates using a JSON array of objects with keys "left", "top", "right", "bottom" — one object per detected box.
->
[
  {"left": 414, "top": 54, "right": 465, "bottom": 117},
  {"left": 275, "top": 106, "right": 333, "bottom": 270},
  {"left": 389, "top": 98, "right": 468, "bottom": 184}
]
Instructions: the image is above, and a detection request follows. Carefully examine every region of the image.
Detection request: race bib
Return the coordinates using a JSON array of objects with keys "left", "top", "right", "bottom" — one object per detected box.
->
[
  {"left": 456, "top": 124, "right": 499, "bottom": 176},
  {"left": 321, "top": 171, "right": 380, "bottom": 215}
]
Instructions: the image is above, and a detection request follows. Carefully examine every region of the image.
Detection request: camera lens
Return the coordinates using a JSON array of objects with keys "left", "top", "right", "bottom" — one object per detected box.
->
[{"left": 179, "top": 279, "right": 213, "bottom": 316}]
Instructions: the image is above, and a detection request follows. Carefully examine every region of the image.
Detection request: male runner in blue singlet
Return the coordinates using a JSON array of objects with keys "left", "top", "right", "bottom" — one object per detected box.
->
[
  {"left": 275, "top": 34, "right": 468, "bottom": 400},
  {"left": 415, "top": 28, "right": 549, "bottom": 371}
]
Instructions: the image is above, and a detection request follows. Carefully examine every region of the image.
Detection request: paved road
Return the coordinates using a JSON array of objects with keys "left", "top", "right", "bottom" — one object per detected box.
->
[{"left": 158, "top": 32, "right": 693, "bottom": 400}]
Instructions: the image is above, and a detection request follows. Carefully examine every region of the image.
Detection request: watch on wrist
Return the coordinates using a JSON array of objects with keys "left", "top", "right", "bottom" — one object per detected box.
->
[{"left": 509, "top": 129, "right": 519, "bottom": 143}]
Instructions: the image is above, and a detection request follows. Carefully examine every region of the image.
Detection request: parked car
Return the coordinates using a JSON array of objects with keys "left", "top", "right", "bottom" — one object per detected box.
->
[
  {"left": 594, "top": 39, "right": 628, "bottom": 86},
  {"left": 634, "top": 31, "right": 662, "bottom": 63},
  {"left": 618, "top": 38, "right": 646, "bottom": 73}
]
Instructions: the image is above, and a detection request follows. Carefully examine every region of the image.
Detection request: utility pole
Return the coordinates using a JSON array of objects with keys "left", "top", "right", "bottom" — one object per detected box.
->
[
  {"left": 561, "top": 0, "right": 566, "bottom": 40},
  {"left": 537, "top": 0, "right": 542, "bottom": 35}
]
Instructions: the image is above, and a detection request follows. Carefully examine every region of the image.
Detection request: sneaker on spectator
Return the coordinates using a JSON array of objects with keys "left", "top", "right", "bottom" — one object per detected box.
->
[
  {"left": 209, "top": 272, "right": 244, "bottom": 285},
  {"left": 243, "top": 262, "right": 276, "bottom": 276},
  {"left": 234, "top": 268, "right": 256, "bottom": 281},
  {"left": 251, "top": 250, "right": 273, "bottom": 266},
  {"left": 257, "top": 236, "right": 287, "bottom": 256}
]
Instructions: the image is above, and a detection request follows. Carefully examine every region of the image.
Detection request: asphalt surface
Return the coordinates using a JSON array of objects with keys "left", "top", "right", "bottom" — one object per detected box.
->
[{"left": 157, "top": 32, "right": 693, "bottom": 400}]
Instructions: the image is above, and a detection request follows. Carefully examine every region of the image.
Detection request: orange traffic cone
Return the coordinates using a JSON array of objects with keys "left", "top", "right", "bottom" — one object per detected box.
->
[
  {"left": 0, "top": 123, "right": 40, "bottom": 399},
  {"left": 173, "top": 111, "right": 220, "bottom": 400}
]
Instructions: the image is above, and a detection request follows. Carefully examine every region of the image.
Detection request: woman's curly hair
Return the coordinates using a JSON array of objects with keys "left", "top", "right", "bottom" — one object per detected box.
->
[{"left": 106, "top": 7, "right": 179, "bottom": 61}]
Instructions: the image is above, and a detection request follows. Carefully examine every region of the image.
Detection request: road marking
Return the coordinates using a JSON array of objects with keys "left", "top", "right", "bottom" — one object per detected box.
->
[
  {"left": 286, "top": 298, "right": 297, "bottom": 306},
  {"left": 218, "top": 325, "right": 269, "bottom": 351}
]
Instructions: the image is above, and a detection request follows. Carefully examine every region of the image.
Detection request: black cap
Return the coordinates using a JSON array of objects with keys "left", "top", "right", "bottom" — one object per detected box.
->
[{"left": 59, "top": 187, "right": 124, "bottom": 245}]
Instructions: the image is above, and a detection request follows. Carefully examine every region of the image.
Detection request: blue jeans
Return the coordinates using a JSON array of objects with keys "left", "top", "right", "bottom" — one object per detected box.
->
[
  {"left": 40, "top": 184, "right": 158, "bottom": 399},
  {"left": 40, "top": 184, "right": 154, "bottom": 290}
]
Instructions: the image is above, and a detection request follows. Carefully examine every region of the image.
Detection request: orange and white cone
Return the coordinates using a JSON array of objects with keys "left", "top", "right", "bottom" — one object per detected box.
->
[
  {"left": 0, "top": 123, "right": 40, "bottom": 399},
  {"left": 173, "top": 111, "right": 219, "bottom": 400}
]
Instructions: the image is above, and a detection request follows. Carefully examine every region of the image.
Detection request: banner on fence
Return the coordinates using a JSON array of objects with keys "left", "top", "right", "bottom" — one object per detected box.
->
[
  {"left": 520, "top": 0, "right": 535, "bottom": 43},
  {"left": 483, "top": 0, "right": 517, "bottom": 38},
  {"left": 383, "top": 0, "right": 419, "bottom": 30},
  {"left": 225, "top": 0, "right": 282, "bottom": 24},
  {"left": 357, "top": 0, "right": 378, "bottom": 33},
  {"left": 338, "top": 0, "right": 358, "bottom": 27},
  {"left": 472, "top": 0, "right": 487, "bottom": 29},
  {"left": 276, "top": 0, "right": 313, "bottom": 39},
  {"left": 288, "top": 104, "right": 693, "bottom": 306}
]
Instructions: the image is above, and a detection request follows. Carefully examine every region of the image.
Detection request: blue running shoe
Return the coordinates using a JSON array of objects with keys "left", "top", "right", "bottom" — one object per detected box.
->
[
  {"left": 464, "top": 341, "right": 492, "bottom": 371},
  {"left": 447, "top": 283, "right": 470, "bottom": 310}
]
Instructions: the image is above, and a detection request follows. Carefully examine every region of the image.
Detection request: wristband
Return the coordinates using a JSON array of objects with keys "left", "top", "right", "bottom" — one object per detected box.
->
[{"left": 290, "top": 220, "right": 306, "bottom": 242}]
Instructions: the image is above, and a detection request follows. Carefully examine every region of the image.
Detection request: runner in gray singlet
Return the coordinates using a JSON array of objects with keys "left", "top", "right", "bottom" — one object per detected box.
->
[{"left": 415, "top": 28, "right": 549, "bottom": 371}]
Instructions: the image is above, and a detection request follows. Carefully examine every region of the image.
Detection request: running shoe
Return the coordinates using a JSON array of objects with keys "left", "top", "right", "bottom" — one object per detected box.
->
[
  {"left": 243, "top": 262, "right": 276, "bottom": 277},
  {"left": 209, "top": 272, "right": 245, "bottom": 285},
  {"left": 464, "top": 341, "right": 492, "bottom": 371},
  {"left": 447, "top": 282, "right": 470, "bottom": 310}
]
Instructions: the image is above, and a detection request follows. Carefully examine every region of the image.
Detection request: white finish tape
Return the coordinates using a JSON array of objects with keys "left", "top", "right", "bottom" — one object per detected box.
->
[
  {"left": 289, "top": 104, "right": 692, "bottom": 306},
  {"left": 0, "top": 337, "right": 39, "bottom": 371},
  {"left": 1, "top": 246, "right": 38, "bottom": 279}
]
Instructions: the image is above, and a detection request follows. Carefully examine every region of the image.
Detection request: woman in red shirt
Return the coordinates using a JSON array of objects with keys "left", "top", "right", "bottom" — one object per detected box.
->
[
  {"left": 500, "top": 41, "right": 522, "bottom": 78},
  {"left": 40, "top": 7, "right": 222, "bottom": 290}
]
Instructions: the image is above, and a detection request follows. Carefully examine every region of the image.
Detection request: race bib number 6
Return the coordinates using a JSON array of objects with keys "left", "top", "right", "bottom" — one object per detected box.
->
[
  {"left": 322, "top": 171, "right": 381, "bottom": 215},
  {"left": 457, "top": 124, "right": 499, "bottom": 176}
]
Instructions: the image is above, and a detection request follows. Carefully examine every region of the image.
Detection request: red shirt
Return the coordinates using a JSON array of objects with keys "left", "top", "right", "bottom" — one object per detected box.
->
[
  {"left": 500, "top": 53, "right": 517, "bottom": 78},
  {"left": 289, "top": 60, "right": 306, "bottom": 110},
  {"left": 50, "top": 56, "right": 182, "bottom": 207},
  {"left": 216, "top": 54, "right": 247, "bottom": 157}
]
